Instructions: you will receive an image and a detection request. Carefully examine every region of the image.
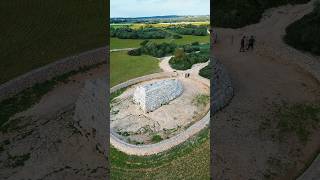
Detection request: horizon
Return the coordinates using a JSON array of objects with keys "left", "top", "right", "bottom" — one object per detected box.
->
[
  {"left": 111, "top": 0, "right": 210, "bottom": 18},
  {"left": 111, "top": 14, "right": 210, "bottom": 19}
]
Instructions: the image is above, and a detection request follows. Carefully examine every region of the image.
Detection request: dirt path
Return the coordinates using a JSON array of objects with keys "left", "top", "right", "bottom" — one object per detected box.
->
[{"left": 213, "top": 1, "right": 320, "bottom": 179}]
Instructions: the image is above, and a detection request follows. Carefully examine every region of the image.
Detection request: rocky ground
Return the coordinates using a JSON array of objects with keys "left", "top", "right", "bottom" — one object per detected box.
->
[
  {"left": 110, "top": 77, "right": 209, "bottom": 145},
  {"left": 0, "top": 65, "right": 108, "bottom": 180},
  {"left": 213, "top": 1, "right": 320, "bottom": 179}
]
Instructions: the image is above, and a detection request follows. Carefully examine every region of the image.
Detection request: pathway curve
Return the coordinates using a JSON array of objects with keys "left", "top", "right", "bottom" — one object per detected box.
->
[
  {"left": 110, "top": 48, "right": 136, "bottom": 52},
  {"left": 213, "top": 1, "right": 320, "bottom": 179},
  {"left": 110, "top": 56, "right": 210, "bottom": 156}
]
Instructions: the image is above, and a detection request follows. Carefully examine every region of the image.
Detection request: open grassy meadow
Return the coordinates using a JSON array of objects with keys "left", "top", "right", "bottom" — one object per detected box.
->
[
  {"left": 110, "top": 51, "right": 161, "bottom": 86},
  {"left": 111, "top": 35, "right": 209, "bottom": 49},
  {"left": 0, "top": 0, "right": 107, "bottom": 84},
  {"left": 110, "top": 21, "right": 210, "bottom": 29}
]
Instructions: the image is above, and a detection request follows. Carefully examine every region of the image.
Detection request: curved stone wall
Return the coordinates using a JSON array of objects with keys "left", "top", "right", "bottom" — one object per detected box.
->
[
  {"left": 0, "top": 46, "right": 107, "bottom": 101},
  {"left": 211, "top": 57, "right": 234, "bottom": 113},
  {"left": 109, "top": 72, "right": 210, "bottom": 155}
]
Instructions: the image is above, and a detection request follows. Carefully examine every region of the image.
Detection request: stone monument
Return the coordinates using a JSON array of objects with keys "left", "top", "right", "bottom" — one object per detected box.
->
[{"left": 133, "top": 79, "right": 183, "bottom": 113}]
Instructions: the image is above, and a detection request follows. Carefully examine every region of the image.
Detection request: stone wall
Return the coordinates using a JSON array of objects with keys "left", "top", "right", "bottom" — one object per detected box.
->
[
  {"left": 0, "top": 46, "right": 107, "bottom": 101},
  {"left": 133, "top": 79, "right": 183, "bottom": 112},
  {"left": 109, "top": 72, "right": 210, "bottom": 155},
  {"left": 211, "top": 57, "right": 234, "bottom": 113}
]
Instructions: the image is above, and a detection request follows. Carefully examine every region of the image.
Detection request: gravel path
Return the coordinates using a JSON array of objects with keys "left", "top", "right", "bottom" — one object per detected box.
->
[{"left": 213, "top": 1, "right": 320, "bottom": 179}]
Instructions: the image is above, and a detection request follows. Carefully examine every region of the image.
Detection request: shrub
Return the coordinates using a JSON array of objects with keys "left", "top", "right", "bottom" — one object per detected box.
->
[
  {"left": 127, "top": 48, "right": 142, "bottom": 56},
  {"left": 192, "top": 41, "right": 200, "bottom": 46},
  {"left": 212, "top": 0, "right": 310, "bottom": 28},
  {"left": 140, "top": 40, "right": 149, "bottom": 46},
  {"left": 183, "top": 45, "right": 200, "bottom": 53},
  {"left": 151, "top": 134, "right": 163, "bottom": 143},
  {"left": 140, "top": 42, "right": 177, "bottom": 58},
  {"left": 169, "top": 52, "right": 209, "bottom": 70},
  {"left": 173, "top": 34, "right": 183, "bottom": 39},
  {"left": 199, "top": 62, "right": 211, "bottom": 79},
  {"left": 284, "top": 2, "right": 320, "bottom": 55}
]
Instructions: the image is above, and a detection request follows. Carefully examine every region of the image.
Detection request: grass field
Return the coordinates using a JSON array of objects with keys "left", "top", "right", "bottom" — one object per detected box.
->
[
  {"left": 0, "top": 0, "right": 107, "bottom": 84},
  {"left": 111, "top": 35, "right": 209, "bottom": 49},
  {"left": 110, "top": 21, "right": 210, "bottom": 29},
  {"left": 111, "top": 128, "right": 210, "bottom": 179},
  {"left": 110, "top": 51, "right": 160, "bottom": 87}
]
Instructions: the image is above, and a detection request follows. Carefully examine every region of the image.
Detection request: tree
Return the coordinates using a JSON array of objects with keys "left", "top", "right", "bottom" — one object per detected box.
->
[{"left": 174, "top": 48, "right": 186, "bottom": 59}]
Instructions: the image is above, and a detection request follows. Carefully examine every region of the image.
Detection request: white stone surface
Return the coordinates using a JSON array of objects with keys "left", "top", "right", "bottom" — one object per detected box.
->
[{"left": 133, "top": 79, "right": 183, "bottom": 113}]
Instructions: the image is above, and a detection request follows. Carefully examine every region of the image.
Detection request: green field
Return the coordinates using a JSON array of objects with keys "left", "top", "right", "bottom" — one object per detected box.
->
[
  {"left": 110, "top": 35, "right": 209, "bottom": 49},
  {"left": 111, "top": 128, "right": 210, "bottom": 179},
  {"left": 0, "top": 0, "right": 107, "bottom": 84},
  {"left": 110, "top": 21, "right": 210, "bottom": 29},
  {"left": 110, "top": 51, "right": 161, "bottom": 87}
]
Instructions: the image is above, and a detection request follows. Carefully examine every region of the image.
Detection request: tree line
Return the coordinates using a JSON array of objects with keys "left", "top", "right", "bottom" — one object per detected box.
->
[{"left": 110, "top": 27, "right": 171, "bottom": 39}]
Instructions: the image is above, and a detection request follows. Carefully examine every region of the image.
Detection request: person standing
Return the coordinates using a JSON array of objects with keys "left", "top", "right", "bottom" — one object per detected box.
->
[
  {"left": 248, "top": 35, "right": 255, "bottom": 51},
  {"left": 240, "top": 36, "right": 246, "bottom": 52},
  {"left": 245, "top": 36, "right": 249, "bottom": 50}
]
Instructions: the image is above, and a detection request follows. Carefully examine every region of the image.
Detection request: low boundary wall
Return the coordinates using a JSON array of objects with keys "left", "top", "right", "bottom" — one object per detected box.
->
[
  {"left": 211, "top": 57, "right": 234, "bottom": 113},
  {"left": 0, "top": 46, "right": 107, "bottom": 101}
]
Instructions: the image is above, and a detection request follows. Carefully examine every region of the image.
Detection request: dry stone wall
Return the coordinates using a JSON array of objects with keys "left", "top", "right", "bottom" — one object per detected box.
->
[
  {"left": 211, "top": 56, "right": 234, "bottom": 113},
  {"left": 0, "top": 46, "right": 107, "bottom": 101},
  {"left": 133, "top": 79, "right": 183, "bottom": 112},
  {"left": 109, "top": 73, "right": 210, "bottom": 155}
]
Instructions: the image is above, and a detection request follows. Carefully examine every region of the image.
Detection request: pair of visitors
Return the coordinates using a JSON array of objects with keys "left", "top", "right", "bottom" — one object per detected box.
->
[{"left": 240, "top": 35, "right": 255, "bottom": 52}]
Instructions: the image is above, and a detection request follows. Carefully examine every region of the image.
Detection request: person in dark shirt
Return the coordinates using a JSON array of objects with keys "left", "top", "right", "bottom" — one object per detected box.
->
[
  {"left": 240, "top": 36, "right": 246, "bottom": 52},
  {"left": 247, "top": 35, "right": 255, "bottom": 51}
]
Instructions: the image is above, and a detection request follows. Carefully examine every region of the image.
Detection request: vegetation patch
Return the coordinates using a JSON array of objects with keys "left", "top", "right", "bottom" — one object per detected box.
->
[
  {"left": 0, "top": 63, "right": 105, "bottom": 130},
  {"left": 284, "top": 1, "right": 320, "bottom": 55},
  {"left": 151, "top": 134, "right": 163, "bottom": 143},
  {"left": 169, "top": 49, "right": 209, "bottom": 70},
  {"left": 0, "top": 0, "right": 107, "bottom": 84},
  {"left": 6, "top": 153, "right": 31, "bottom": 168},
  {"left": 166, "top": 24, "right": 208, "bottom": 36},
  {"left": 110, "top": 35, "right": 209, "bottom": 49},
  {"left": 110, "top": 27, "right": 171, "bottom": 39},
  {"left": 110, "top": 88, "right": 127, "bottom": 102},
  {"left": 276, "top": 103, "right": 320, "bottom": 143},
  {"left": 199, "top": 61, "right": 212, "bottom": 79},
  {"left": 192, "top": 94, "right": 210, "bottom": 107},
  {"left": 212, "top": 0, "right": 310, "bottom": 28}
]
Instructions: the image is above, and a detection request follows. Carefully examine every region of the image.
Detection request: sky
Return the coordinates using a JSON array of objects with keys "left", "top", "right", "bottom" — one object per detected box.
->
[{"left": 110, "top": 0, "right": 210, "bottom": 18}]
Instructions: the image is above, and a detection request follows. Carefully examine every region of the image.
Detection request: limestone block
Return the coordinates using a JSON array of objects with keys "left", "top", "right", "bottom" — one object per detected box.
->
[{"left": 133, "top": 79, "right": 183, "bottom": 113}]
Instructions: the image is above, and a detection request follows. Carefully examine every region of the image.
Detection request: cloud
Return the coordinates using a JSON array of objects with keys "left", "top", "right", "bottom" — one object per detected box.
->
[{"left": 110, "top": 0, "right": 209, "bottom": 18}]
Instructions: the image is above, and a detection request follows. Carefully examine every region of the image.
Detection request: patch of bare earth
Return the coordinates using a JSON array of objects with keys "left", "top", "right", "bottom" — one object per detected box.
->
[
  {"left": 213, "top": 1, "right": 320, "bottom": 179},
  {"left": 0, "top": 65, "right": 108, "bottom": 180}
]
